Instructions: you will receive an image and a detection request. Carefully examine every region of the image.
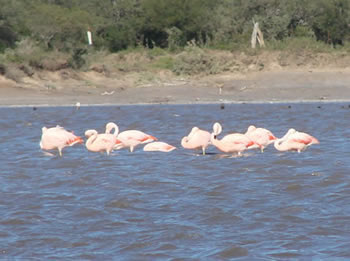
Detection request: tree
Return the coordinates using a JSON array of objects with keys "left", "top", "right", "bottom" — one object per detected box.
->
[
  {"left": 139, "top": 0, "right": 218, "bottom": 48},
  {"left": 96, "top": 0, "right": 143, "bottom": 52},
  {"left": 309, "top": 0, "right": 350, "bottom": 45}
]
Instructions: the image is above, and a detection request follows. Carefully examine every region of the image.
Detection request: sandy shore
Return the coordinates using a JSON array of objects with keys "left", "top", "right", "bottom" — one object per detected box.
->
[{"left": 1, "top": 69, "right": 350, "bottom": 106}]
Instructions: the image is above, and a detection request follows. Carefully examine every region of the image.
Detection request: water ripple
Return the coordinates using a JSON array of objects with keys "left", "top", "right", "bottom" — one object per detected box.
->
[{"left": 0, "top": 103, "right": 349, "bottom": 259}]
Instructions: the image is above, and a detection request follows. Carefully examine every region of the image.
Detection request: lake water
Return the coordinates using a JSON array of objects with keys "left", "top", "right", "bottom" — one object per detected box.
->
[{"left": 1, "top": 103, "right": 350, "bottom": 260}]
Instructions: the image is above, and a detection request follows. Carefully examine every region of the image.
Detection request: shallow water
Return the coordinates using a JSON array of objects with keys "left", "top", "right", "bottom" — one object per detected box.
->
[{"left": 1, "top": 103, "right": 350, "bottom": 260}]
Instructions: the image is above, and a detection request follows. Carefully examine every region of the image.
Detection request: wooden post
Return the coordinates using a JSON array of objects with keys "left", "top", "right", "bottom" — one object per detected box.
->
[
  {"left": 256, "top": 26, "right": 265, "bottom": 47},
  {"left": 251, "top": 22, "right": 265, "bottom": 48},
  {"left": 251, "top": 22, "right": 258, "bottom": 49}
]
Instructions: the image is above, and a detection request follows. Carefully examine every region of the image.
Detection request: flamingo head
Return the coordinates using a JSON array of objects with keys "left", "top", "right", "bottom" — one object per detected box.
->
[
  {"left": 181, "top": 136, "right": 189, "bottom": 145},
  {"left": 85, "top": 129, "right": 97, "bottom": 138},
  {"left": 286, "top": 128, "right": 297, "bottom": 136},
  {"left": 212, "top": 122, "right": 222, "bottom": 136},
  {"left": 105, "top": 122, "right": 119, "bottom": 135},
  {"left": 279, "top": 128, "right": 296, "bottom": 140},
  {"left": 247, "top": 125, "right": 256, "bottom": 133}
]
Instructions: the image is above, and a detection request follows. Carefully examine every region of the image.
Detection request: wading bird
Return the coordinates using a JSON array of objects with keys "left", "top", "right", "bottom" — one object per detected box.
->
[
  {"left": 210, "top": 122, "right": 256, "bottom": 156},
  {"left": 245, "top": 125, "right": 277, "bottom": 152},
  {"left": 40, "top": 125, "right": 83, "bottom": 156},
  {"left": 105, "top": 122, "right": 157, "bottom": 152},
  {"left": 143, "top": 141, "right": 176, "bottom": 152},
  {"left": 85, "top": 129, "right": 121, "bottom": 155},
  {"left": 274, "top": 128, "right": 319, "bottom": 153},
  {"left": 181, "top": 126, "right": 211, "bottom": 155}
]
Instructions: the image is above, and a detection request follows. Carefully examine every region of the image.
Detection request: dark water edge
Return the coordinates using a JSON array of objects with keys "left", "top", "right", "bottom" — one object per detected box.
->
[{"left": 1, "top": 103, "right": 350, "bottom": 260}]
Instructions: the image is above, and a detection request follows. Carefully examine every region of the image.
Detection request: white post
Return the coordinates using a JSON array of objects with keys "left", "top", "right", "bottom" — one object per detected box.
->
[
  {"left": 87, "top": 30, "right": 93, "bottom": 45},
  {"left": 251, "top": 22, "right": 258, "bottom": 49}
]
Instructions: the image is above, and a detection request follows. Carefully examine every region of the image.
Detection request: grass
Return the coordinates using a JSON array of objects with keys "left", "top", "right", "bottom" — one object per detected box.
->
[
  {"left": 0, "top": 36, "right": 349, "bottom": 83},
  {"left": 266, "top": 36, "right": 350, "bottom": 53},
  {"left": 150, "top": 56, "right": 174, "bottom": 70}
]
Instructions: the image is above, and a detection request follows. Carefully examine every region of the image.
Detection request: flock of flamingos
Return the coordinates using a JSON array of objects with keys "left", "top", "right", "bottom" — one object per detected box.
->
[{"left": 39, "top": 121, "right": 320, "bottom": 157}]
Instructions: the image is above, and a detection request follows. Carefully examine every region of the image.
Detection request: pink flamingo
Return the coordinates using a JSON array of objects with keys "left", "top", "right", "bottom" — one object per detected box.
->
[
  {"left": 245, "top": 125, "right": 277, "bottom": 152},
  {"left": 85, "top": 129, "right": 121, "bottom": 155},
  {"left": 105, "top": 122, "right": 119, "bottom": 137},
  {"left": 40, "top": 125, "right": 83, "bottom": 156},
  {"left": 105, "top": 122, "right": 157, "bottom": 152},
  {"left": 181, "top": 126, "right": 211, "bottom": 155},
  {"left": 274, "top": 128, "right": 320, "bottom": 153},
  {"left": 210, "top": 122, "right": 256, "bottom": 156},
  {"left": 143, "top": 142, "right": 176, "bottom": 152}
]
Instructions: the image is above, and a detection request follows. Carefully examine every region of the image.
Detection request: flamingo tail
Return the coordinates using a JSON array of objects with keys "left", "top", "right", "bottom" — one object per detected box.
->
[
  {"left": 140, "top": 135, "right": 158, "bottom": 143},
  {"left": 66, "top": 136, "right": 84, "bottom": 146},
  {"left": 269, "top": 135, "right": 277, "bottom": 140}
]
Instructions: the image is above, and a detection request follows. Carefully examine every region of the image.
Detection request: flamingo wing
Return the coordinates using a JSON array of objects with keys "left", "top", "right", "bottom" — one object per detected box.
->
[
  {"left": 143, "top": 142, "right": 176, "bottom": 152},
  {"left": 288, "top": 132, "right": 319, "bottom": 145},
  {"left": 118, "top": 130, "right": 157, "bottom": 143}
]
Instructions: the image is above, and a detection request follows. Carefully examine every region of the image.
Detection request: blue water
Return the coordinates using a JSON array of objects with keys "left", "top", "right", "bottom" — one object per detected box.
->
[{"left": 1, "top": 103, "right": 350, "bottom": 260}]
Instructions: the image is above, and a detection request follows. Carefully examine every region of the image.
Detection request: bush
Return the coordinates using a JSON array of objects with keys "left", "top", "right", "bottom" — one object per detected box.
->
[
  {"left": 150, "top": 56, "right": 174, "bottom": 70},
  {"left": 165, "top": 26, "right": 185, "bottom": 51},
  {"left": 68, "top": 48, "right": 87, "bottom": 69},
  {"left": 172, "top": 46, "right": 233, "bottom": 75},
  {"left": 0, "top": 25, "right": 18, "bottom": 53},
  {"left": 0, "top": 38, "right": 70, "bottom": 70},
  {"left": 293, "top": 25, "right": 315, "bottom": 38},
  {"left": 266, "top": 37, "right": 332, "bottom": 53},
  {"left": 98, "top": 25, "right": 136, "bottom": 52}
]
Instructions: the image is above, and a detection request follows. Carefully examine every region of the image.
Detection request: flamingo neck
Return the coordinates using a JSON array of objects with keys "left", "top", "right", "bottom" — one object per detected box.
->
[
  {"left": 274, "top": 138, "right": 287, "bottom": 151},
  {"left": 210, "top": 133, "right": 222, "bottom": 150},
  {"left": 112, "top": 126, "right": 119, "bottom": 136},
  {"left": 86, "top": 133, "right": 98, "bottom": 148},
  {"left": 106, "top": 123, "right": 119, "bottom": 137}
]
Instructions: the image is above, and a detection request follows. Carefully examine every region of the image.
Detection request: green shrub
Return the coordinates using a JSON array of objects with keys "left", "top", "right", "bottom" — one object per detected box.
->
[
  {"left": 68, "top": 48, "right": 87, "bottom": 69},
  {"left": 151, "top": 56, "right": 174, "bottom": 70},
  {"left": 293, "top": 25, "right": 316, "bottom": 38},
  {"left": 172, "top": 46, "right": 233, "bottom": 75},
  {"left": 147, "top": 47, "right": 167, "bottom": 58},
  {"left": 165, "top": 26, "right": 184, "bottom": 51}
]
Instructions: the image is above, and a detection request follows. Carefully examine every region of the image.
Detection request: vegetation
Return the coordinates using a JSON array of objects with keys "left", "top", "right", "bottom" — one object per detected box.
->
[{"left": 0, "top": 0, "right": 349, "bottom": 78}]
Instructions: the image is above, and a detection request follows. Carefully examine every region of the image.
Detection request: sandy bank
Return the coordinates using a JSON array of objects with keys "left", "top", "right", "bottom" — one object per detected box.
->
[{"left": 1, "top": 69, "right": 350, "bottom": 106}]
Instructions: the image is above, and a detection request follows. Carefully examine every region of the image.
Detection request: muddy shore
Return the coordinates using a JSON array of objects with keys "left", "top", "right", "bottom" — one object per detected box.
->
[{"left": 1, "top": 69, "right": 350, "bottom": 106}]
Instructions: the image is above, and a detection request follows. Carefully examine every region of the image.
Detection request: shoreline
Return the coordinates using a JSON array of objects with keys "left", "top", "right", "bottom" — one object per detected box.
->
[
  {"left": 1, "top": 69, "right": 350, "bottom": 106},
  {"left": 2, "top": 99, "right": 350, "bottom": 108}
]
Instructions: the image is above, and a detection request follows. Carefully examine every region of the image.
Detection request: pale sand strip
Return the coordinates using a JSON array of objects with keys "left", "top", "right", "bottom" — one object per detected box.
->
[{"left": 1, "top": 70, "right": 349, "bottom": 107}]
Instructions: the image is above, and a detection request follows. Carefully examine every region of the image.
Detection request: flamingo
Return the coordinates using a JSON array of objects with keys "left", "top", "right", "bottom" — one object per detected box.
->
[
  {"left": 105, "top": 122, "right": 119, "bottom": 137},
  {"left": 245, "top": 125, "right": 277, "bottom": 152},
  {"left": 105, "top": 122, "right": 157, "bottom": 152},
  {"left": 181, "top": 126, "right": 211, "bottom": 155},
  {"left": 274, "top": 128, "right": 320, "bottom": 153},
  {"left": 210, "top": 122, "right": 256, "bottom": 156},
  {"left": 40, "top": 125, "right": 83, "bottom": 156},
  {"left": 143, "top": 142, "right": 176, "bottom": 152},
  {"left": 85, "top": 129, "right": 121, "bottom": 155}
]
